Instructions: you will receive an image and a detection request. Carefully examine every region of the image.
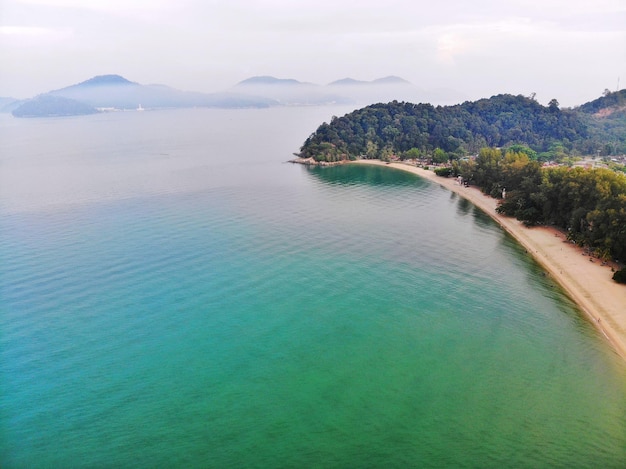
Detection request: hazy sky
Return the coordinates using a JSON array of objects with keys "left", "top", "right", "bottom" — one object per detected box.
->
[{"left": 1, "top": 0, "right": 625, "bottom": 105}]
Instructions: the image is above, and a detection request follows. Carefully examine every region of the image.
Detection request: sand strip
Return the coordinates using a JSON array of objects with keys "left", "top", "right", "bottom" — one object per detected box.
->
[{"left": 354, "top": 160, "right": 626, "bottom": 359}]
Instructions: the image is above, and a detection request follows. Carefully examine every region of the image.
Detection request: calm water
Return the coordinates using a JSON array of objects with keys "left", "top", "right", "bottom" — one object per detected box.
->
[{"left": 1, "top": 108, "right": 625, "bottom": 468}]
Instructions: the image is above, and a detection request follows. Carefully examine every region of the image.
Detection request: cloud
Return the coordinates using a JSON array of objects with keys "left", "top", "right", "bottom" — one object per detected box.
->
[
  {"left": 0, "top": 25, "right": 73, "bottom": 42},
  {"left": 1, "top": 0, "right": 623, "bottom": 104},
  {"left": 507, "top": 0, "right": 625, "bottom": 14},
  {"left": 1, "top": 26, "right": 52, "bottom": 35},
  {"left": 14, "top": 0, "right": 177, "bottom": 10},
  {"left": 11, "top": 0, "right": 189, "bottom": 21},
  {"left": 435, "top": 33, "right": 472, "bottom": 65}
]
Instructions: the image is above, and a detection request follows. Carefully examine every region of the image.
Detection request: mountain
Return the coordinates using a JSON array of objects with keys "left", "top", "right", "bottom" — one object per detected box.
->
[
  {"left": 11, "top": 74, "right": 280, "bottom": 117},
  {"left": 12, "top": 95, "right": 98, "bottom": 118},
  {"left": 8, "top": 73, "right": 467, "bottom": 118},
  {"left": 325, "top": 75, "right": 466, "bottom": 105},
  {"left": 233, "top": 75, "right": 353, "bottom": 106},
  {"left": 327, "top": 78, "right": 369, "bottom": 86},
  {"left": 47, "top": 74, "right": 277, "bottom": 110},
  {"left": 371, "top": 76, "right": 411, "bottom": 85},
  {"left": 70, "top": 74, "right": 136, "bottom": 87},
  {"left": 325, "top": 75, "right": 429, "bottom": 105},
  {"left": 231, "top": 74, "right": 450, "bottom": 106},
  {"left": 328, "top": 76, "right": 410, "bottom": 86},
  {"left": 236, "top": 76, "right": 305, "bottom": 86}
]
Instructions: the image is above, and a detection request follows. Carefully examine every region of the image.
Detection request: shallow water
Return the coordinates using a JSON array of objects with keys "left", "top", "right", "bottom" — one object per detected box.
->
[{"left": 1, "top": 109, "right": 625, "bottom": 467}]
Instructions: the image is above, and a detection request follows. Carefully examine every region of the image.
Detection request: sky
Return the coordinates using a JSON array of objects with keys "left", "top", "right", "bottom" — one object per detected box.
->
[{"left": 1, "top": 0, "right": 625, "bottom": 106}]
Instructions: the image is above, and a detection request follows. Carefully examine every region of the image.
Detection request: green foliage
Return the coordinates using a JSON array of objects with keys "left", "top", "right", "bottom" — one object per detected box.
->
[
  {"left": 401, "top": 147, "right": 421, "bottom": 160},
  {"left": 470, "top": 148, "right": 626, "bottom": 260},
  {"left": 432, "top": 148, "right": 448, "bottom": 164},
  {"left": 506, "top": 144, "right": 538, "bottom": 160},
  {"left": 613, "top": 269, "right": 626, "bottom": 284},
  {"left": 578, "top": 90, "right": 626, "bottom": 114},
  {"left": 548, "top": 99, "right": 560, "bottom": 112},
  {"left": 434, "top": 167, "right": 453, "bottom": 177},
  {"left": 300, "top": 93, "right": 626, "bottom": 162},
  {"left": 380, "top": 145, "right": 394, "bottom": 162},
  {"left": 302, "top": 141, "right": 347, "bottom": 162}
]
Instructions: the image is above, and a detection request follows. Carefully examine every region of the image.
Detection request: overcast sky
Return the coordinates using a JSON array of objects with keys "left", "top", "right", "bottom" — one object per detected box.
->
[{"left": 1, "top": 0, "right": 625, "bottom": 106}]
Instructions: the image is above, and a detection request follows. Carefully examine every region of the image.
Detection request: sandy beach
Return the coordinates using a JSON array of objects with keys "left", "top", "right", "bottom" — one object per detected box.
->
[{"left": 355, "top": 160, "right": 626, "bottom": 359}]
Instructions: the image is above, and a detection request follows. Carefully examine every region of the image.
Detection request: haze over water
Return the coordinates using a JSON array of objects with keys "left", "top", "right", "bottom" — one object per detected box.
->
[{"left": 1, "top": 108, "right": 625, "bottom": 467}]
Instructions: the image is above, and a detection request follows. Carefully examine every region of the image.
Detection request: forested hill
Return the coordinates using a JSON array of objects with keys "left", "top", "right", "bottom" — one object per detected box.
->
[
  {"left": 577, "top": 89, "right": 626, "bottom": 115},
  {"left": 299, "top": 92, "right": 626, "bottom": 162}
]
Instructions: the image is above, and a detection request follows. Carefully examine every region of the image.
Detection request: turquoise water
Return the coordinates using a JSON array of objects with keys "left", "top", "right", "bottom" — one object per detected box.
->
[{"left": 1, "top": 109, "right": 626, "bottom": 467}]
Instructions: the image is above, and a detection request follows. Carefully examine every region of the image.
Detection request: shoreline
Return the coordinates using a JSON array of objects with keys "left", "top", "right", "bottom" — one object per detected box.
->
[{"left": 354, "top": 160, "right": 626, "bottom": 360}]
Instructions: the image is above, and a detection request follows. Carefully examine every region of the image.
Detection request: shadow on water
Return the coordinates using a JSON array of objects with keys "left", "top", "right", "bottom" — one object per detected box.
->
[
  {"left": 493, "top": 219, "right": 612, "bottom": 358},
  {"left": 306, "top": 161, "right": 621, "bottom": 364},
  {"left": 455, "top": 195, "right": 472, "bottom": 216},
  {"left": 304, "top": 163, "right": 426, "bottom": 188},
  {"left": 447, "top": 186, "right": 601, "bottom": 348},
  {"left": 470, "top": 205, "right": 496, "bottom": 228}
]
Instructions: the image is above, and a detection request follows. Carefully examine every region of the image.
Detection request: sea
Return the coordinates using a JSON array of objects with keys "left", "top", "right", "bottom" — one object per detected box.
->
[{"left": 1, "top": 107, "right": 625, "bottom": 468}]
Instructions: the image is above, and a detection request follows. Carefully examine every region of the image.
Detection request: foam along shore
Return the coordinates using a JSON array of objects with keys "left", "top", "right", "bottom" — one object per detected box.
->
[{"left": 354, "top": 160, "right": 626, "bottom": 360}]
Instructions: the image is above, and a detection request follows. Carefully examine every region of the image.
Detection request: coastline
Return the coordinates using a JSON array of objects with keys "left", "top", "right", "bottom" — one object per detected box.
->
[{"left": 354, "top": 159, "right": 626, "bottom": 360}]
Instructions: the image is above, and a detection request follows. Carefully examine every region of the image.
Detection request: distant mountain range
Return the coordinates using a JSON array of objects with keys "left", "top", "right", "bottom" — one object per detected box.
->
[
  {"left": 232, "top": 74, "right": 447, "bottom": 106},
  {"left": 233, "top": 76, "right": 352, "bottom": 106},
  {"left": 4, "top": 74, "right": 465, "bottom": 117},
  {"left": 6, "top": 75, "right": 280, "bottom": 117},
  {"left": 327, "top": 76, "right": 411, "bottom": 86},
  {"left": 45, "top": 74, "right": 279, "bottom": 110}
]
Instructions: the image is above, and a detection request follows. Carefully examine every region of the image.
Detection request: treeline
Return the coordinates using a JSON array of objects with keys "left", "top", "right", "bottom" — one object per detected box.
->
[
  {"left": 447, "top": 147, "right": 626, "bottom": 272},
  {"left": 299, "top": 93, "right": 626, "bottom": 162}
]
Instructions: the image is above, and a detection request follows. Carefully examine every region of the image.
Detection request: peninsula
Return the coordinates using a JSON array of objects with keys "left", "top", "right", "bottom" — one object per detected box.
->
[{"left": 356, "top": 160, "right": 626, "bottom": 359}]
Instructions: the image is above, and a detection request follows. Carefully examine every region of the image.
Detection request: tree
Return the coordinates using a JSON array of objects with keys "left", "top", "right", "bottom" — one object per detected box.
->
[
  {"left": 548, "top": 98, "right": 560, "bottom": 112},
  {"left": 506, "top": 144, "right": 538, "bottom": 161},
  {"left": 474, "top": 147, "right": 503, "bottom": 194},
  {"left": 432, "top": 148, "right": 448, "bottom": 164},
  {"left": 365, "top": 140, "right": 378, "bottom": 159},
  {"left": 402, "top": 147, "right": 421, "bottom": 160}
]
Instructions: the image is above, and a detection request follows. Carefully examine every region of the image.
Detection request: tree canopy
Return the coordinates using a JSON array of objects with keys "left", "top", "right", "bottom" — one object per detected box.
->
[
  {"left": 300, "top": 93, "right": 626, "bottom": 162},
  {"left": 447, "top": 147, "right": 626, "bottom": 263}
]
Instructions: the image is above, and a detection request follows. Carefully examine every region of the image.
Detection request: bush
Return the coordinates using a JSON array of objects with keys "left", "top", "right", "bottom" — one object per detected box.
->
[
  {"left": 434, "top": 167, "right": 452, "bottom": 177},
  {"left": 613, "top": 268, "right": 626, "bottom": 284}
]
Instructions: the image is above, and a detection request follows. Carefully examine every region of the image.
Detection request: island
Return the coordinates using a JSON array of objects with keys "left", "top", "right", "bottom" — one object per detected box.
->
[{"left": 11, "top": 94, "right": 98, "bottom": 117}]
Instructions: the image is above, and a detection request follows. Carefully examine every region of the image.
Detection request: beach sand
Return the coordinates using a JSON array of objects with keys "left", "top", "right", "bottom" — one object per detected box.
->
[{"left": 355, "top": 160, "right": 626, "bottom": 359}]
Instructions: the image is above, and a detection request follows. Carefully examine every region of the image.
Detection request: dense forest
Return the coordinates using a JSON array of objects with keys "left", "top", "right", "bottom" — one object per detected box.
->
[
  {"left": 445, "top": 148, "right": 626, "bottom": 275},
  {"left": 299, "top": 91, "right": 626, "bottom": 163},
  {"left": 299, "top": 91, "right": 626, "bottom": 281}
]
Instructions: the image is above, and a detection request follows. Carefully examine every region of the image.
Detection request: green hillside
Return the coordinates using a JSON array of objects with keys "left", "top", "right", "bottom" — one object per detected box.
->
[{"left": 299, "top": 93, "right": 626, "bottom": 162}]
